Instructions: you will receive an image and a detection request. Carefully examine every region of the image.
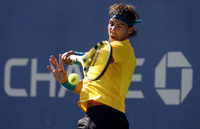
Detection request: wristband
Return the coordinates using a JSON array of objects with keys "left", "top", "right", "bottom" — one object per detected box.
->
[{"left": 60, "top": 81, "right": 77, "bottom": 91}]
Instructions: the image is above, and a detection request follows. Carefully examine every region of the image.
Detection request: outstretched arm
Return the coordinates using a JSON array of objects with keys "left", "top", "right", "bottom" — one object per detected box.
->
[{"left": 47, "top": 54, "right": 83, "bottom": 94}]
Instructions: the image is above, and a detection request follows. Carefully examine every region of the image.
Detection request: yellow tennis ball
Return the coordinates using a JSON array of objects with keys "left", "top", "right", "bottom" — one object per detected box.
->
[{"left": 68, "top": 73, "right": 80, "bottom": 85}]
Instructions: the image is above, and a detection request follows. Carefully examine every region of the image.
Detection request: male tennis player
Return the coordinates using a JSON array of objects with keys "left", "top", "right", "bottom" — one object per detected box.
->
[{"left": 47, "top": 3, "right": 141, "bottom": 129}]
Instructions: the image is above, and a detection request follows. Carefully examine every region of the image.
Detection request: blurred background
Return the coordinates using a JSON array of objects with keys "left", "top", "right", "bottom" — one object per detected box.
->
[{"left": 0, "top": 0, "right": 200, "bottom": 129}]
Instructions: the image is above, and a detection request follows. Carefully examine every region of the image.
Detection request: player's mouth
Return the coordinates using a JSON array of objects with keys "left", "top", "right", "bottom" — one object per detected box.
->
[{"left": 111, "top": 35, "right": 118, "bottom": 40}]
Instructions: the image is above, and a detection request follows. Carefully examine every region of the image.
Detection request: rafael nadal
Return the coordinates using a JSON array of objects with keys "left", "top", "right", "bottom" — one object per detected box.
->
[{"left": 47, "top": 3, "right": 142, "bottom": 129}]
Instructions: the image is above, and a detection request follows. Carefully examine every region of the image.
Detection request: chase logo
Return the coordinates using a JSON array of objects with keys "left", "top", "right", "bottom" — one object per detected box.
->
[
  {"left": 3, "top": 51, "right": 193, "bottom": 106},
  {"left": 155, "top": 52, "right": 193, "bottom": 105}
]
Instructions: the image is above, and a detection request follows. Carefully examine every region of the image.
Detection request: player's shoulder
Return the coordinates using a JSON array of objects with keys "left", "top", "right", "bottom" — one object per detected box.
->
[
  {"left": 102, "top": 40, "right": 133, "bottom": 51},
  {"left": 110, "top": 39, "right": 130, "bottom": 45},
  {"left": 111, "top": 39, "right": 132, "bottom": 49}
]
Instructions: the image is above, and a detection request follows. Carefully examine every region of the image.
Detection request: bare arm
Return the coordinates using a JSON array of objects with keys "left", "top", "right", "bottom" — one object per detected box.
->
[{"left": 47, "top": 54, "right": 83, "bottom": 94}]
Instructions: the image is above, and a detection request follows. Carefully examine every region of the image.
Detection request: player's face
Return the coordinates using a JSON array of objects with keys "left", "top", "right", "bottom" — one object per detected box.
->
[{"left": 108, "top": 18, "right": 134, "bottom": 42}]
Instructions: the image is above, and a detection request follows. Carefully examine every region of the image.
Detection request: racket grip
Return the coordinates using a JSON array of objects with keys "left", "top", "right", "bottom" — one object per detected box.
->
[{"left": 69, "top": 55, "right": 78, "bottom": 62}]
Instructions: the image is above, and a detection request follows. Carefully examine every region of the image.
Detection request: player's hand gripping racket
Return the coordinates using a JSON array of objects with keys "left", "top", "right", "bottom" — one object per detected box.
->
[{"left": 68, "top": 42, "right": 112, "bottom": 81}]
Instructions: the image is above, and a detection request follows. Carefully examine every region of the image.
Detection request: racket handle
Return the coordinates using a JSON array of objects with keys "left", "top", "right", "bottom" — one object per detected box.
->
[{"left": 69, "top": 55, "right": 78, "bottom": 62}]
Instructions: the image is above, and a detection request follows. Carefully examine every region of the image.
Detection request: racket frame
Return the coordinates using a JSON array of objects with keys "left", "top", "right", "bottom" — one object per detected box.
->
[{"left": 69, "top": 42, "right": 112, "bottom": 81}]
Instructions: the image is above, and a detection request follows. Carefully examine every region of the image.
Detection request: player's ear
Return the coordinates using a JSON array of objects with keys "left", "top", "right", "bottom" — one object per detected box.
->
[{"left": 128, "top": 26, "right": 135, "bottom": 35}]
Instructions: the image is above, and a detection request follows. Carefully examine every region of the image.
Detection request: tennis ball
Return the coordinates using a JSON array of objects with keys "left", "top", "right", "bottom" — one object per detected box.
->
[{"left": 68, "top": 73, "right": 80, "bottom": 85}]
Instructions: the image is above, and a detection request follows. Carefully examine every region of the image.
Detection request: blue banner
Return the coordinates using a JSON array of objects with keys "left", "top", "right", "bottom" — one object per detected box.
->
[{"left": 0, "top": 0, "right": 200, "bottom": 129}]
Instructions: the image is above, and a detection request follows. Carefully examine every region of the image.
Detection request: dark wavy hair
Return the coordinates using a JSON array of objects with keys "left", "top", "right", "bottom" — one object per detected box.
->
[{"left": 109, "top": 3, "right": 140, "bottom": 38}]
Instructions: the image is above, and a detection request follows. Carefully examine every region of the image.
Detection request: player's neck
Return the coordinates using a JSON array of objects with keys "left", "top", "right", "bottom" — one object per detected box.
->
[{"left": 109, "top": 38, "right": 129, "bottom": 43}]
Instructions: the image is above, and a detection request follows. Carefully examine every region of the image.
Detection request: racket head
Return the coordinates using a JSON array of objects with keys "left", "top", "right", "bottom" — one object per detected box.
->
[{"left": 83, "top": 42, "right": 112, "bottom": 81}]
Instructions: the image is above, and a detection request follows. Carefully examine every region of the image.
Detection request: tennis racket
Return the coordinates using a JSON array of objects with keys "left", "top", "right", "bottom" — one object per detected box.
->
[{"left": 69, "top": 42, "right": 112, "bottom": 81}]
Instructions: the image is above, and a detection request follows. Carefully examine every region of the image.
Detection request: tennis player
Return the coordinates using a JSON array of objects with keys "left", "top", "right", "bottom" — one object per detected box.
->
[{"left": 47, "top": 3, "right": 141, "bottom": 129}]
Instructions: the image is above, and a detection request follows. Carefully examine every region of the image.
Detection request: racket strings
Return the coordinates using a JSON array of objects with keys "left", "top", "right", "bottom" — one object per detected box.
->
[
  {"left": 89, "top": 45, "right": 103, "bottom": 67},
  {"left": 84, "top": 45, "right": 102, "bottom": 74},
  {"left": 85, "top": 43, "right": 111, "bottom": 80}
]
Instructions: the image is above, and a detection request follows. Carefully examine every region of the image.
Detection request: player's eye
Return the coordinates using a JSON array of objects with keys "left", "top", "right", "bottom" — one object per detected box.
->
[
  {"left": 118, "top": 25, "right": 123, "bottom": 28},
  {"left": 109, "top": 22, "right": 114, "bottom": 26}
]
